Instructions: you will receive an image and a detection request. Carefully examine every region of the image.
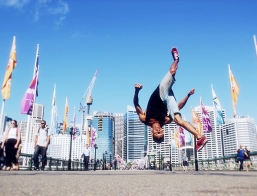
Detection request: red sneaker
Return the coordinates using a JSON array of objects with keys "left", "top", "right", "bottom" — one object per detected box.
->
[
  {"left": 196, "top": 135, "right": 207, "bottom": 151},
  {"left": 171, "top": 47, "right": 179, "bottom": 62}
]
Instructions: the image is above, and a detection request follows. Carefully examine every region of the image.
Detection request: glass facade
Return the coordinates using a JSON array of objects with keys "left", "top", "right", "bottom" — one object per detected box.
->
[
  {"left": 125, "top": 106, "right": 146, "bottom": 162},
  {"left": 91, "top": 112, "right": 114, "bottom": 162}
]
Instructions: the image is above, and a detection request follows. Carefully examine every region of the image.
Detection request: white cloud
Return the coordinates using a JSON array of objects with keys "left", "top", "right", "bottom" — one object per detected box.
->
[
  {"left": 0, "top": 0, "right": 30, "bottom": 9},
  {"left": 48, "top": 1, "right": 69, "bottom": 15}
]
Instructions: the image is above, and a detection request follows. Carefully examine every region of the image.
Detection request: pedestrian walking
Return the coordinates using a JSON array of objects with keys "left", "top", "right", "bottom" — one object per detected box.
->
[
  {"left": 1, "top": 120, "right": 21, "bottom": 170},
  {"left": 181, "top": 154, "right": 188, "bottom": 171},
  {"left": 82, "top": 144, "right": 91, "bottom": 171},
  {"left": 133, "top": 47, "right": 207, "bottom": 151},
  {"left": 33, "top": 120, "right": 50, "bottom": 171},
  {"left": 236, "top": 145, "right": 248, "bottom": 171}
]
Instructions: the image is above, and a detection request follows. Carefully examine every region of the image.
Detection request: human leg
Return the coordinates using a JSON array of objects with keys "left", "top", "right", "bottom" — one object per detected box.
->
[
  {"left": 174, "top": 114, "right": 207, "bottom": 151},
  {"left": 239, "top": 160, "right": 244, "bottom": 171},
  {"left": 85, "top": 156, "right": 89, "bottom": 170},
  {"left": 41, "top": 147, "right": 47, "bottom": 170},
  {"left": 33, "top": 145, "right": 40, "bottom": 169},
  {"left": 5, "top": 140, "right": 13, "bottom": 168}
]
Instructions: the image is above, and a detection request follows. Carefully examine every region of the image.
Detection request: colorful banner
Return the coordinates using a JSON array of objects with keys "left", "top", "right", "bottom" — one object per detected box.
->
[
  {"left": 211, "top": 85, "right": 224, "bottom": 125},
  {"left": 228, "top": 64, "right": 240, "bottom": 117},
  {"left": 91, "top": 126, "right": 98, "bottom": 147},
  {"left": 20, "top": 47, "right": 39, "bottom": 115},
  {"left": 201, "top": 100, "right": 212, "bottom": 133},
  {"left": 63, "top": 97, "right": 68, "bottom": 133},
  {"left": 1, "top": 36, "right": 17, "bottom": 100},
  {"left": 178, "top": 126, "right": 185, "bottom": 147},
  {"left": 20, "top": 73, "right": 38, "bottom": 115},
  {"left": 191, "top": 109, "right": 202, "bottom": 136},
  {"left": 174, "top": 126, "right": 180, "bottom": 148}
]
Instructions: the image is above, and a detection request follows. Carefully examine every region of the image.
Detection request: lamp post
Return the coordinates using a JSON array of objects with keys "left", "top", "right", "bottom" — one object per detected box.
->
[
  {"left": 110, "top": 153, "right": 112, "bottom": 170},
  {"left": 194, "top": 137, "right": 198, "bottom": 171},
  {"left": 68, "top": 127, "right": 73, "bottom": 171},
  {"left": 105, "top": 150, "right": 108, "bottom": 170},
  {"left": 94, "top": 144, "right": 98, "bottom": 171},
  {"left": 159, "top": 150, "right": 161, "bottom": 170},
  {"left": 169, "top": 145, "right": 172, "bottom": 171}
]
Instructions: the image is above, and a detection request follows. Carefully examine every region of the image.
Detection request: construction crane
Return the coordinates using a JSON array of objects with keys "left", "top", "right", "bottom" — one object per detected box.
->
[{"left": 79, "top": 69, "right": 98, "bottom": 145}]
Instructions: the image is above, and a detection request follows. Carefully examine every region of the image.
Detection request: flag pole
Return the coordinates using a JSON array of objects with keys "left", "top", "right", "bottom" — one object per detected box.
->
[
  {"left": 50, "top": 83, "right": 56, "bottom": 135},
  {"left": 211, "top": 84, "right": 219, "bottom": 158},
  {"left": 24, "top": 44, "right": 39, "bottom": 154}
]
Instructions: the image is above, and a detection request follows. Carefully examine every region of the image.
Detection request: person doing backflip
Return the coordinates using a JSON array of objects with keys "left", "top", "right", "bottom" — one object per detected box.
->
[{"left": 133, "top": 47, "right": 207, "bottom": 151}]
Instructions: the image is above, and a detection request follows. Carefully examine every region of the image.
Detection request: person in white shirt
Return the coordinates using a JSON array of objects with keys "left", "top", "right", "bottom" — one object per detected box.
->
[
  {"left": 1, "top": 120, "right": 21, "bottom": 170},
  {"left": 33, "top": 120, "right": 50, "bottom": 170},
  {"left": 82, "top": 144, "right": 91, "bottom": 171}
]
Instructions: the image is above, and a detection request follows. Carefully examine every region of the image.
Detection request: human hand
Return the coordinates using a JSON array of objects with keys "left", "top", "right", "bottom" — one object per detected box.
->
[
  {"left": 14, "top": 144, "right": 18, "bottom": 149},
  {"left": 188, "top": 89, "right": 195, "bottom": 96},
  {"left": 134, "top": 84, "right": 143, "bottom": 90}
]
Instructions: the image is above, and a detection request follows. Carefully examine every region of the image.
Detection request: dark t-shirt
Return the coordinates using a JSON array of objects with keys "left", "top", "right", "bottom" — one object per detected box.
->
[{"left": 145, "top": 85, "right": 171, "bottom": 126}]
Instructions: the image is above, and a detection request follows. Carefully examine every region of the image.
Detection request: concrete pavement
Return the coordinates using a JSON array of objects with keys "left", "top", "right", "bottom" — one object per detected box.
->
[{"left": 0, "top": 170, "right": 256, "bottom": 196}]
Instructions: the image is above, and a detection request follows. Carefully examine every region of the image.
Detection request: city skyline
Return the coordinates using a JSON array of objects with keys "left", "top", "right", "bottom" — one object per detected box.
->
[{"left": 0, "top": 1, "right": 257, "bottom": 127}]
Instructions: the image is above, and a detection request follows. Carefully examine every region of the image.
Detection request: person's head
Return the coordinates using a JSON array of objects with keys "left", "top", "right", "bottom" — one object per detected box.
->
[
  {"left": 152, "top": 122, "right": 164, "bottom": 143},
  {"left": 239, "top": 144, "right": 243, "bottom": 149},
  {"left": 40, "top": 120, "right": 46, "bottom": 128},
  {"left": 86, "top": 144, "right": 88, "bottom": 148},
  {"left": 11, "top": 120, "right": 18, "bottom": 128},
  {"left": 245, "top": 146, "right": 247, "bottom": 149}
]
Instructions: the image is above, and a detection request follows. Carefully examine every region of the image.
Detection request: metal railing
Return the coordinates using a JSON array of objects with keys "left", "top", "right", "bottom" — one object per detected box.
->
[
  {"left": 6, "top": 151, "right": 257, "bottom": 171},
  {"left": 166, "top": 151, "right": 257, "bottom": 171}
]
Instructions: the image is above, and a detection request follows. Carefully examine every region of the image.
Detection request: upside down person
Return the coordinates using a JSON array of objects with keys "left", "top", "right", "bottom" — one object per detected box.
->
[{"left": 133, "top": 47, "right": 207, "bottom": 151}]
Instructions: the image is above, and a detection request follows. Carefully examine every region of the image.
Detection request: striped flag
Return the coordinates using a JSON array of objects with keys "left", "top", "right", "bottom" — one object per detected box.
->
[
  {"left": 211, "top": 84, "right": 224, "bottom": 125},
  {"left": 228, "top": 64, "right": 240, "bottom": 117},
  {"left": 63, "top": 97, "right": 69, "bottom": 134},
  {"left": 1, "top": 36, "right": 17, "bottom": 100},
  {"left": 20, "top": 46, "right": 39, "bottom": 115},
  {"left": 254, "top": 35, "right": 257, "bottom": 56},
  {"left": 201, "top": 100, "right": 212, "bottom": 133},
  {"left": 191, "top": 109, "right": 202, "bottom": 136}
]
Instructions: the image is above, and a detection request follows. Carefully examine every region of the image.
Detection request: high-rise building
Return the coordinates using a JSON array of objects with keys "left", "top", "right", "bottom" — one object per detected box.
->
[
  {"left": 124, "top": 106, "right": 146, "bottom": 163},
  {"left": 222, "top": 116, "right": 257, "bottom": 155},
  {"left": 114, "top": 113, "right": 124, "bottom": 158},
  {"left": 91, "top": 111, "right": 114, "bottom": 162}
]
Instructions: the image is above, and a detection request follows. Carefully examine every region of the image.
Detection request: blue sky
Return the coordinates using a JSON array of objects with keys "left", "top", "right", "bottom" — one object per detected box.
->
[{"left": 0, "top": 0, "right": 257, "bottom": 126}]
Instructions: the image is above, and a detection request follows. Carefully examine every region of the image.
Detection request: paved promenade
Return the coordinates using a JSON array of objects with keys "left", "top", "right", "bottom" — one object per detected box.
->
[{"left": 0, "top": 170, "right": 256, "bottom": 196}]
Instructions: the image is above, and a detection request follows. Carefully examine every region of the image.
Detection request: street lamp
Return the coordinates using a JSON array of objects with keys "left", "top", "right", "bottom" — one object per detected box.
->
[
  {"left": 68, "top": 127, "right": 74, "bottom": 171},
  {"left": 109, "top": 153, "right": 112, "bottom": 170},
  {"left": 168, "top": 141, "right": 172, "bottom": 171},
  {"left": 105, "top": 150, "right": 108, "bottom": 170},
  {"left": 94, "top": 144, "right": 98, "bottom": 171}
]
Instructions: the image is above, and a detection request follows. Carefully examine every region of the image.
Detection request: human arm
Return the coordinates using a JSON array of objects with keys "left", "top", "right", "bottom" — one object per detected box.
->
[
  {"left": 1, "top": 131, "right": 8, "bottom": 148},
  {"left": 45, "top": 135, "right": 50, "bottom": 148},
  {"left": 133, "top": 84, "right": 146, "bottom": 123},
  {"left": 34, "top": 135, "right": 38, "bottom": 149},
  {"left": 14, "top": 129, "right": 21, "bottom": 148},
  {"left": 178, "top": 89, "right": 195, "bottom": 110}
]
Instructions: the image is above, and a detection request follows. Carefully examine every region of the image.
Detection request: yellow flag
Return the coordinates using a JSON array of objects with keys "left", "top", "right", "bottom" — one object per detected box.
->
[
  {"left": 191, "top": 109, "right": 202, "bottom": 136},
  {"left": 63, "top": 97, "right": 69, "bottom": 133},
  {"left": 228, "top": 64, "right": 240, "bottom": 117},
  {"left": 1, "top": 36, "right": 17, "bottom": 100}
]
